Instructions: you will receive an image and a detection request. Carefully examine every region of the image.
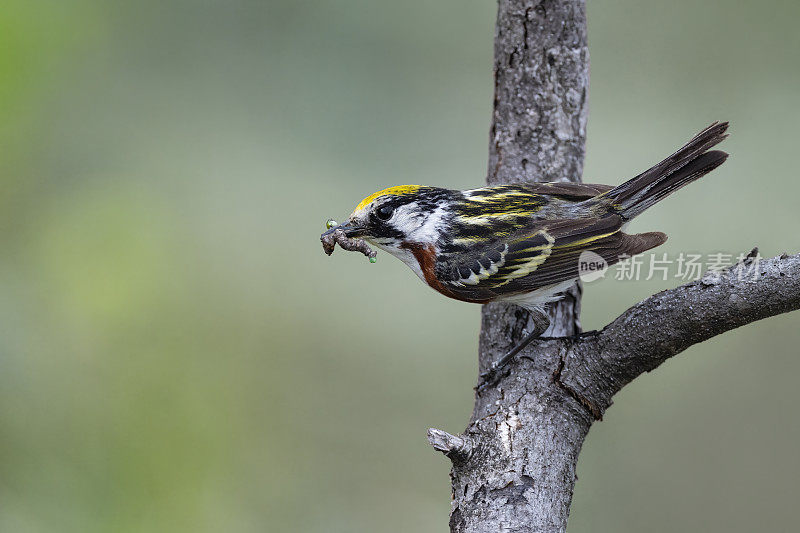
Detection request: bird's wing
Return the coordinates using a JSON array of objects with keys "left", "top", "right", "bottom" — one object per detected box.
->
[
  {"left": 515, "top": 182, "right": 614, "bottom": 200},
  {"left": 433, "top": 215, "right": 665, "bottom": 302}
]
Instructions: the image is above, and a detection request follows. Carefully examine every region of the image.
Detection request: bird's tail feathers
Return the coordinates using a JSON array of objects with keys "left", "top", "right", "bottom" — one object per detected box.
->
[{"left": 605, "top": 122, "right": 729, "bottom": 220}]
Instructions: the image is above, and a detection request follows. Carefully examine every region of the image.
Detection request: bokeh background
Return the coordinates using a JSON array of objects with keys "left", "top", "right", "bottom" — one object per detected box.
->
[{"left": 1, "top": 1, "right": 798, "bottom": 531}]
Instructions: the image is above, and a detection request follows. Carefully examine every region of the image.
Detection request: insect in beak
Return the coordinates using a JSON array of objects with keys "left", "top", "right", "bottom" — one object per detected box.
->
[{"left": 321, "top": 221, "right": 366, "bottom": 238}]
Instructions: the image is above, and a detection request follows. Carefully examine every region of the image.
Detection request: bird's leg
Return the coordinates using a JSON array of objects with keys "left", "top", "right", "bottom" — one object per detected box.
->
[{"left": 476, "top": 308, "right": 550, "bottom": 392}]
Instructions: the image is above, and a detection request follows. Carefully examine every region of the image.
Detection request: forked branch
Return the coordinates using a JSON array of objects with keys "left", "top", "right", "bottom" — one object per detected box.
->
[
  {"left": 431, "top": 0, "right": 799, "bottom": 531},
  {"left": 434, "top": 249, "right": 800, "bottom": 533}
]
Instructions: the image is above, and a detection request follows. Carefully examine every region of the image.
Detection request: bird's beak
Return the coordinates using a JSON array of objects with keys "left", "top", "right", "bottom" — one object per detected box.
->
[{"left": 321, "top": 221, "right": 367, "bottom": 239}]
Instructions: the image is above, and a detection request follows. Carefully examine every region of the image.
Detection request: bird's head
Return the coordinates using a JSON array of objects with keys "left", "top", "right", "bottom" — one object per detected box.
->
[{"left": 323, "top": 185, "right": 453, "bottom": 259}]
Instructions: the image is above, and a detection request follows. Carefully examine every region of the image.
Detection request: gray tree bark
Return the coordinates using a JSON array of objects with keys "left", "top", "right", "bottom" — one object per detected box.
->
[{"left": 426, "top": 1, "right": 800, "bottom": 532}]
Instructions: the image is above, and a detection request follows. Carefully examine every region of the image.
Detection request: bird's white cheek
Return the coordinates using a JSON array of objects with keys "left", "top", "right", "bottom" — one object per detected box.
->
[{"left": 403, "top": 205, "right": 445, "bottom": 243}]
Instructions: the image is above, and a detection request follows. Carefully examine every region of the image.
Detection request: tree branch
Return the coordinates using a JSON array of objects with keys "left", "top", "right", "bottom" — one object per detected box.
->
[
  {"left": 485, "top": 0, "right": 589, "bottom": 340},
  {"left": 429, "top": 1, "right": 800, "bottom": 531},
  {"left": 439, "top": 2, "right": 592, "bottom": 531},
  {"left": 561, "top": 251, "right": 800, "bottom": 417},
  {"left": 427, "top": 428, "right": 473, "bottom": 462}
]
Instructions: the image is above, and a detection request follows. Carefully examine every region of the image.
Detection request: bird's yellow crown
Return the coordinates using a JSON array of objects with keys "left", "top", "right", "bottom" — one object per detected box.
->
[{"left": 352, "top": 185, "right": 421, "bottom": 215}]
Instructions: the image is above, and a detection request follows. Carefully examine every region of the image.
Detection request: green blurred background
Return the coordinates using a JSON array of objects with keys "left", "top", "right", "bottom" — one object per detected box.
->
[{"left": 1, "top": 1, "right": 798, "bottom": 531}]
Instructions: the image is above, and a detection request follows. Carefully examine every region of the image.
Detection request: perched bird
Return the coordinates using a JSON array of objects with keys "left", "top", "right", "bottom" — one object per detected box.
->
[{"left": 322, "top": 122, "right": 729, "bottom": 386}]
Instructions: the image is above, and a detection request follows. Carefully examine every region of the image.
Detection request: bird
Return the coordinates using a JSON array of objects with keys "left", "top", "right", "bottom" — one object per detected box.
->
[{"left": 321, "top": 122, "right": 729, "bottom": 388}]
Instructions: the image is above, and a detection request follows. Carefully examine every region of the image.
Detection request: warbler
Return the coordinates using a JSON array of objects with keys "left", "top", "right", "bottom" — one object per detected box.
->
[{"left": 322, "top": 122, "right": 728, "bottom": 384}]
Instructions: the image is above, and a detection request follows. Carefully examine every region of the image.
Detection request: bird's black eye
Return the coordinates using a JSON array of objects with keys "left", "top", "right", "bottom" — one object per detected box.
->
[{"left": 375, "top": 205, "right": 394, "bottom": 221}]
